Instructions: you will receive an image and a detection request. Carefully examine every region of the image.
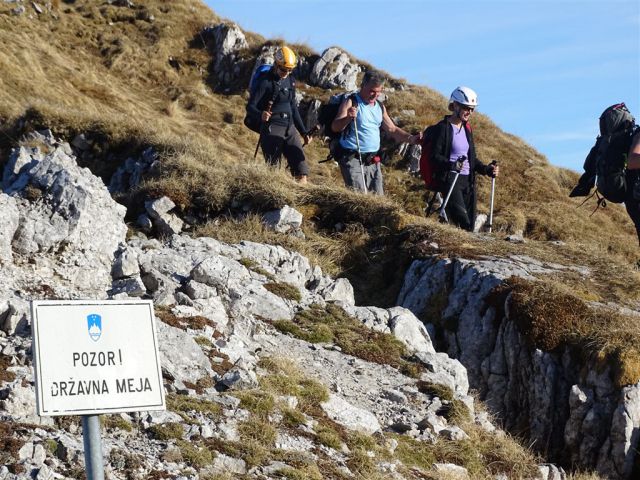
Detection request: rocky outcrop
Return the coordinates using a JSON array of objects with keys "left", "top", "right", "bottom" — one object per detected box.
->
[
  {"left": 0, "top": 130, "right": 126, "bottom": 295},
  {"left": 202, "top": 22, "right": 248, "bottom": 88},
  {"left": 0, "top": 131, "right": 569, "bottom": 478},
  {"left": 108, "top": 147, "right": 159, "bottom": 194},
  {"left": 398, "top": 255, "right": 640, "bottom": 479},
  {"left": 310, "top": 47, "right": 359, "bottom": 91}
]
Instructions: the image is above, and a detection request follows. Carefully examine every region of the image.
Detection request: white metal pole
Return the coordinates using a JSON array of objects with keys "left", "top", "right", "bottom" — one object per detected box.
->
[
  {"left": 488, "top": 177, "right": 496, "bottom": 233},
  {"left": 439, "top": 171, "right": 460, "bottom": 223},
  {"left": 352, "top": 106, "right": 368, "bottom": 194},
  {"left": 82, "top": 415, "right": 105, "bottom": 480}
]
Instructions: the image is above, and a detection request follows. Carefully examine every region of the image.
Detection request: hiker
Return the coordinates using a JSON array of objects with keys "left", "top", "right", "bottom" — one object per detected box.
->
[
  {"left": 625, "top": 127, "right": 640, "bottom": 244},
  {"left": 569, "top": 103, "right": 640, "bottom": 245},
  {"left": 246, "top": 46, "right": 312, "bottom": 184},
  {"left": 330, "top": 71, "right": 421, "bottom": 194},
  {"left": 425, "top": 86, "right": 498, "bottom": 231}
]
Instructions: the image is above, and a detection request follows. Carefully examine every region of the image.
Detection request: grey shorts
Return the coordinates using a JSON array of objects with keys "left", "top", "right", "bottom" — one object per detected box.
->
[{"left": 338, "top": 152, "right": 384, "bottom": 195}]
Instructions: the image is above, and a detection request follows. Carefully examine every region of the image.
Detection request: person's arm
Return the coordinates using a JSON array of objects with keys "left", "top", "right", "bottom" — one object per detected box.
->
[
  {"left": 628, "top": 132, "right": 640, "bottom": 170},
  {"left": 381, "top": 104, "right": 420, "bottom": 145},
  {"left": 331, "top": 97, "right": 355, "bottom": 133},
  {"left": 291, "top": 96, "right": 311, "bottom": 145},
  {"left": 247, "top": 79, "right": 271, "bottom": 121},
  {"left": 428, "top": 122, "right": 451, "bottom": 169},
  {"left": 474, "top": 159, "right": 499, "bottom": 177}
]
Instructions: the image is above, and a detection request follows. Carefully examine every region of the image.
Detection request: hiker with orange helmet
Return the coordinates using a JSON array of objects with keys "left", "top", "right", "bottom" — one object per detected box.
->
[
  {"left": 426, "top": 86, "right": 498, "bottom": 231},
  {"left": 246, "top": 46, "right": 312, "bottom": 184}
]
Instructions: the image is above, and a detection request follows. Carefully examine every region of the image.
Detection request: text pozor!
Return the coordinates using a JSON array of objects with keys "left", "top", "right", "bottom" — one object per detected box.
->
[{"left": 72, "top": 349, "right": 123, "bottom": 367}]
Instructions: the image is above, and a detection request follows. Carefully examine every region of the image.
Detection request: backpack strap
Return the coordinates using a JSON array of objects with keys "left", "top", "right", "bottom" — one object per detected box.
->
[{"left": 341, "top": 93, "right": 359, "bottom": 140}]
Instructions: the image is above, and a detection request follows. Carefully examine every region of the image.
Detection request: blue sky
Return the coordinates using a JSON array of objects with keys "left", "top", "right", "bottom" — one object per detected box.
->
[{"left": 205, "top": 0, "right": 640, "bottom": 173}]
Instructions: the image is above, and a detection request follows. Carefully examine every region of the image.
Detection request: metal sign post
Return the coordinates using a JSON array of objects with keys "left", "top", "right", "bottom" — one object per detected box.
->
[
  {"left": 31, "top": 299, "right": 165, "bottom": 478},
  {"left": 82, "top": 415, "right": 105, "bottom": 480}
]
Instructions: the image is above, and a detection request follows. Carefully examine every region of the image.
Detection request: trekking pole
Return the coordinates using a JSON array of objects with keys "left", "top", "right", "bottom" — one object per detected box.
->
[
  {"left": 488, "top": 160, "right": 497, "bottom": 233},
  {"left": 352, "top": 107, "right": 368, "bottom": 194},
  {"left": 253, "top": 101, "right": 273, "bottom": 159},
  {"left": 439, "top": 171, "right": 460, "bottom": 223}
]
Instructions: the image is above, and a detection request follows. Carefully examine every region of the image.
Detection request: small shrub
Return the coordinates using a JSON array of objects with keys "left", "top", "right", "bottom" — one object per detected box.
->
[
  {"left": 194, "top": 336, "right": 213, "bottom": 347},
  {"left": 44, "top": 439, "right": 58, "bottom": 455},
  {"left": 281, "top": 407, "right": 306, "bottom": 427},
  {"left": 101, "top": 414, "right": 133, "bottom": 432},
  {"left": 273, "top": 304, "right": 421, "bottom": 374},
  {"left": 259, "top": 374, "right": 299, "bottom": 397},
  {"left": 298, "top": 378, "right": 329, "bottom": 408},
  {"left": 176, "top": 439, "right": 214, "bottom": 468},
  {"left": 264, "top": 282, "right": 302, "bottom": 302},
  {"left": 147, "top": 422, "right": 183, "bottom": 441},
  {"left": 109, "top": 447, "right": 143, "bottom": 470},
  {"left": 275, "top": 466, "right": 323, "bottom": 480},
  {"left": 315, "top": 424, "right": 342, "bottom": 450},
  {"left": 234, "top": 417, "right": 277, "bottom": 467},
  {"left": 346, "top": 448, "right": 376, "bottom": 477},
  {"left": 417, "top": 381, "right": 454, "bottom": 401},
  {"left": 0, "top": 355, "right": 16, "bottom": 383},
  {"left": 233, "top": 391, "right": 275, "bottom": 418},
  {"left": 167, "top": 394, "right": 222, "bottom": 420},
  {"left": 239, "top": 258, "right": 276, "bottom": 279}
]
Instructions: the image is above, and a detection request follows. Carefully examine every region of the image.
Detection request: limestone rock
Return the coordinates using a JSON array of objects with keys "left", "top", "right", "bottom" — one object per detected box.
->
[
  {"left": 262, "top": 205, "right": 303, "bottom": 234},
  {"left": 156, "top": 321, "right": 214, "bottom": 384},
  {"left": 310, "top": 47, "right": 358, "bottom": 90},
  {"left": 321, "top": 394, "right": 381, "bottom": 434},
  {"left": 0, "top": 194, "right": 19, "bottom": 261},
  {"left": 145, "top": 196, "right": 183, "bottom": 236}
]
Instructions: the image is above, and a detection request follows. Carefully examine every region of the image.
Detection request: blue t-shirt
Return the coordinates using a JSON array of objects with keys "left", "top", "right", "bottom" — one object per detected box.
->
[
  {"left": 449, "top": 123, "right": 470, "bottom": 175},
  {"left": 339, "top": 94, "right": 383, "bottom": 153}
]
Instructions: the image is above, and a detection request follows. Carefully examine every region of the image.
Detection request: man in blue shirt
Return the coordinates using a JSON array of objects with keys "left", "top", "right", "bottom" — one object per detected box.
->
[{"left": 331, "top": 71, "right": 421, "bottom": 194}]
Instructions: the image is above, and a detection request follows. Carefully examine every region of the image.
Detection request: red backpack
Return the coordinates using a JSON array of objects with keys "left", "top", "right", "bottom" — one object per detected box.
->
[
  {"left": 419, "top": 124, "right": 442, "bottom": 191},
  {"left": 420, "top": 122, "right": 473, "bottom": 191}
]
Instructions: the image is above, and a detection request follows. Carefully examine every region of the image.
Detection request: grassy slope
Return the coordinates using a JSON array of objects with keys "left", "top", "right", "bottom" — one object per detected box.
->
[
  {"left": 0, "top": 0, "right": 638, "bottom": 355},
  {"left": 0, "top": 0, "right": 637, "bottom": 299},
  {"left": 0, "top": 1, "right": 636, "bottom": 477}
]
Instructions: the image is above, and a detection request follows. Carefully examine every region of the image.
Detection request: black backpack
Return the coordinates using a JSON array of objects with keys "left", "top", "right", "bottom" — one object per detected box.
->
[
  {"left": 317, "top": 92, "right": 357, "bottom": 139},
  {"left": 570, "top": 103, "right": 636, "bottom": 204},
  {"left": 243, "top": 64, "right": 277, "bottom": 133},
  {"left": 316, "top": 93, "right": 383, "bottom": 161}
]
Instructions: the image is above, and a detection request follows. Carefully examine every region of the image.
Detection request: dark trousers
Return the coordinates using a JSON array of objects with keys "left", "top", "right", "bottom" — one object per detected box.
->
[
  {"left": 626, "top": 172, "right": 640, "bottom": 245},
  {"left": 443, "top": 173, "right": 472, "bottom": 231},
  {"left": 260, "top": 123, "right": 309, "bottom": 177}
]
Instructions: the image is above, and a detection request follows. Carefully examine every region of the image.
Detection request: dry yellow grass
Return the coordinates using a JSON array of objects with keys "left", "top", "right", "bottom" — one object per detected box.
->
[{"left": 0, "top": 6, "right": 639, "bottom": 475}]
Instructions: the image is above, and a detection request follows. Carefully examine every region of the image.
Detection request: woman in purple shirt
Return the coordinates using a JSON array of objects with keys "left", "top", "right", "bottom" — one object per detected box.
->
[{"left": 428, "top": 86, "right": 499, "bottom": 231}]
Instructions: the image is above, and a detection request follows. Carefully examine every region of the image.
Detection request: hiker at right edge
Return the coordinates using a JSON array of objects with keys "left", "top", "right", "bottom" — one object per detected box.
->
[
  {"left": 331, "top": 71, "right": 421, "bottom": 195},
  {"left": 569, "top": 103, "right": 640, "bottom": 246},
  {"left": 624, "top": 121, "right": 640, "bottom": 245},
  {"left": 429, "top": 86, "right": 498, "bottom": 231}
]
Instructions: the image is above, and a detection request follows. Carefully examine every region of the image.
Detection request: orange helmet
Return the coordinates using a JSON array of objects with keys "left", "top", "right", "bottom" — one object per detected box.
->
[{"left": 275, "top": 46, "right": 297, "bottom": 69}]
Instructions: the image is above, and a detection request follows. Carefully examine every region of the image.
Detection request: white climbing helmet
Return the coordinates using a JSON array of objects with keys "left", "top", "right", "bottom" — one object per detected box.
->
[{"left": 449, "top": 86, "right": 478, "bottom": 107}]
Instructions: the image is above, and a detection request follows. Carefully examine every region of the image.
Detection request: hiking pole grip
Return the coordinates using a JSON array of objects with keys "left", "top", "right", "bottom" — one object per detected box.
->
[
  {"left": 488, "top": 160, "right": 497, "bottom": 233},
  {"left": 253, "top": 101, "right": 274, "bottom": 159}
]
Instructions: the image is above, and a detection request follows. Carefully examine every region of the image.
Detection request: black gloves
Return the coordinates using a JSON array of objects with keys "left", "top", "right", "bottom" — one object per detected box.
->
[{"left": 453, "top": 155, "right": 466, "bottom": 173}]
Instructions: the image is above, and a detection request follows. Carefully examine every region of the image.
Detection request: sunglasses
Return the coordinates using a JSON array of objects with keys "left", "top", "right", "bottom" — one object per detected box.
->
[
  {"left": 460, "top": 105, "right": 475, "bottom": 112},
  {"left": 277, "top": 66, "right": 293, "bottom": 73}
]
